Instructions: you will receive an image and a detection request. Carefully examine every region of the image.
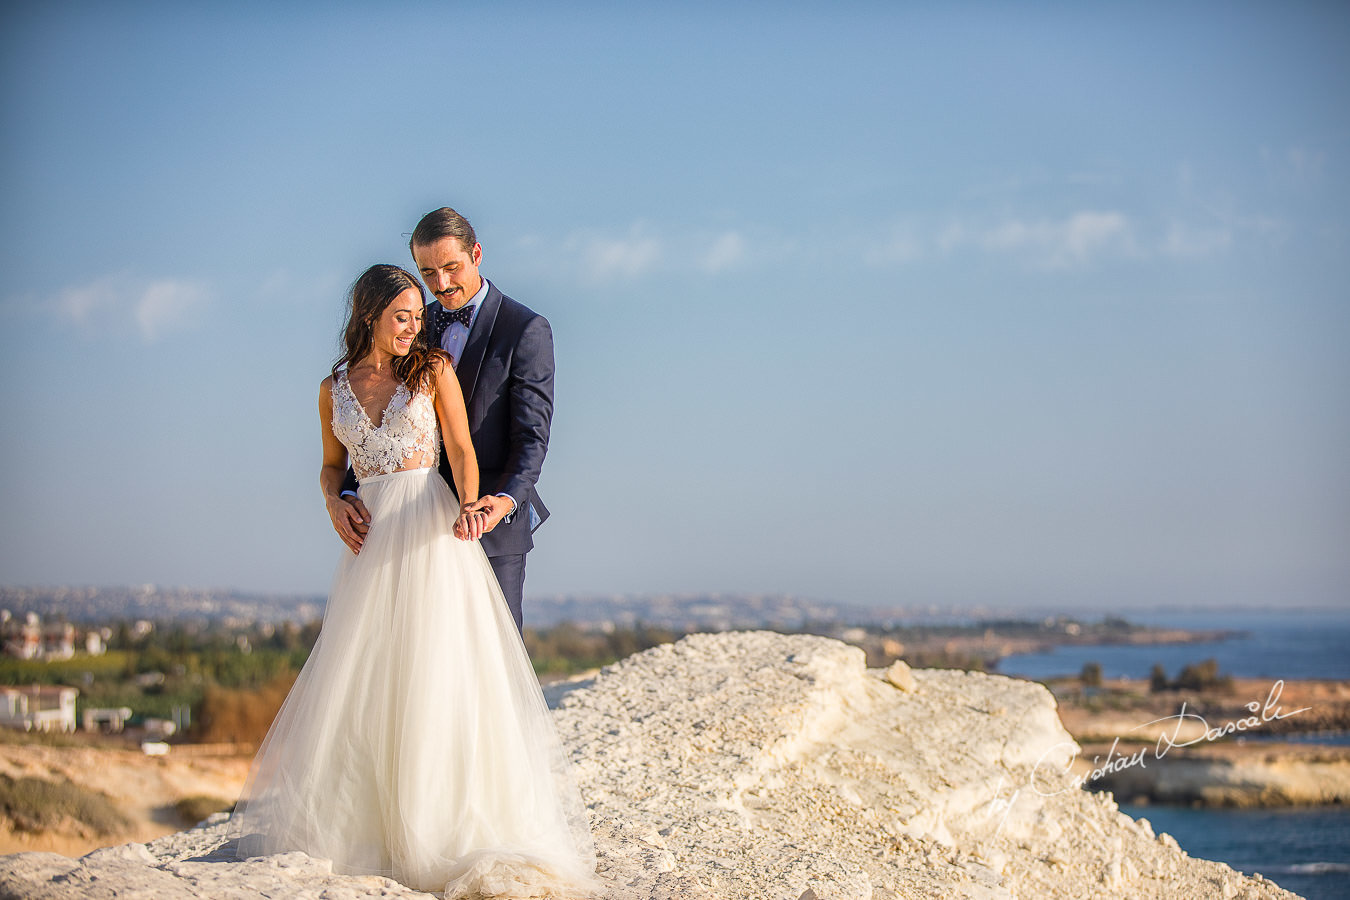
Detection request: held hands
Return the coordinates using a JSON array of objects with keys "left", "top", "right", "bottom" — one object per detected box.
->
[
  {"left": 471, "top": 494, "right": 515, "bottom": 534},
  {"left": 331, "top": 492, "right": 509, "bottom": 544},
  {"left": 331, "top": 495, "right": 507, "bottom": 545},
  {"left": 454, "top": 504, "right": 485, "bottom": 541},
  {"left": 453, "top": 495, "right": 514, "bottom": 541},
  {"left": 326, "top": 494, "right": 371, "bottom": 555}
]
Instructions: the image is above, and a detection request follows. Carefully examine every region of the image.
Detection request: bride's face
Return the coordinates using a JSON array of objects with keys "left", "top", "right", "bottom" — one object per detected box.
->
[{"left": 370, "top": 287, "right": 425, "bottom": 358}]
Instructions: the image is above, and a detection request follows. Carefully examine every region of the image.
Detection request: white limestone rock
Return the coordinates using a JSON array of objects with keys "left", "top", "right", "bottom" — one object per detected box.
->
[
  {"left": 0, "top": 631, "right": 1305, "bottom": 899},
  {"left": 884, "top": 659, "right": 917, "bottom": 692}
]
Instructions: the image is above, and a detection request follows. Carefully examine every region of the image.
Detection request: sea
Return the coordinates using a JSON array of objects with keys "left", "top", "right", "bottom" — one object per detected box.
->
[{"left": 998, "top": 608, "right": 1350, "bottom": 900}]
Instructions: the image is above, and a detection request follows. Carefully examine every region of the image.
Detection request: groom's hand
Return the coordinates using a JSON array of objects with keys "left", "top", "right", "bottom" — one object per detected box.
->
[
  {"left": 455, "top": 505, "right": 488, "bottom": 541},
  {"left": 468, "top": 495, "right": 514, "bottom": 534},
  {"left": 326, "top": 494, "right": 370, "bottom": 554}
]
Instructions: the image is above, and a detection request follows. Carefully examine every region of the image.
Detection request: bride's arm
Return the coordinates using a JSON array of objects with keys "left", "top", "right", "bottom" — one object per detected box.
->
[
  {"left": 431, "top": 357, "right": 483, "bottom": 539},
  {"left": 319, "top": 377, "right": 361, "bottom": 553}
]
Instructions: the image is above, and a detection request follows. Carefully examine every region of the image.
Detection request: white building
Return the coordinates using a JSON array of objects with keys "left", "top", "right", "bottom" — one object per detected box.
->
[
  {"left": 83, "top": 706, "right": 134, "bottom": 733},
  {"left": 1, "top": 614, "right": 80, "bottom": 661},
  {"left": 0, "top": 685, "right": 78, "bottom": 733}
]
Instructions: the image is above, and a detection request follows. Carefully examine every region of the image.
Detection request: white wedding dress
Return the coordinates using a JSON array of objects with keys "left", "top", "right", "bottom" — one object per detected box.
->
[{"left": 229, "top": 369, "right": 597, "bottom": 898}]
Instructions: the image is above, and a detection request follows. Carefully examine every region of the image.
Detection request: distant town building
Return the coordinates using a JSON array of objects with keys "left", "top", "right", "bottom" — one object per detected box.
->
[
  {"left": 142, "top": 717, "right": 177, "bottom": 740},
  {"left": 1, "top": 611, "right": 104, "bottom": 660},
  {"left": 83, "top": 706, "right": 135, "bottom": 733},
  {"left": 0, "top": 613, "right": 39, "bottom": 659},
  {"left": 0, "top": 685, "right": 78, "bottom": 732},
  {"left": 41, "top": 621, "right": 76, "bottom": 660},
  {"left": 132, "top": 671, "right": 165, "bottom": 689}
]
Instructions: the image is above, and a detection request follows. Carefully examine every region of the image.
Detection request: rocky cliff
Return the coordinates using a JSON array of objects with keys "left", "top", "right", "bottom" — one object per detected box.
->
[{"left": 0, "top": 632, "right": 1301, "bottom": 898}]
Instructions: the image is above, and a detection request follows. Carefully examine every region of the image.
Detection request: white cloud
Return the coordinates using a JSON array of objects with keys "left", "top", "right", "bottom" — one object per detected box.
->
[
  {"left": 1284, "top": 147, "right": 1325, "bottom": 182},
  {"left": 1063, "top": 211, "right": 1132, "bottom": 259},
  {"left": 936, "top": 221, "right": 969, "bottom": 254},
  {"left": 55, "top": 277, "right": 121, "bottom": 324},
  {"left": 1262, "top": 145, "right": 1326, "bottom": 186},
  {"left": 979, "top": 210, "right": 1133, "bottom": 267},
  {"left": 701, "top": 231, "right": 746, "bottom": 273},
  {"left": 48, "top": 274, "right": 210, "bottom": 342},
  {"left": 134, "top": 280, "right": 209, "bottom": 341},
  {"left": 1162, "top": 222, "right": 1232, "bottom": 258},
  {"left": 526, "top": 199, "right": 1260, "bottom": 284},
  {"left": 581, "top": 228, "right": 663, "bottom": 282},
  {"left": 864, "top": 225, "right": 923, "bottom": 266},
  {"left": 527, "top": 225, "right": 759, "bottom": 284}
]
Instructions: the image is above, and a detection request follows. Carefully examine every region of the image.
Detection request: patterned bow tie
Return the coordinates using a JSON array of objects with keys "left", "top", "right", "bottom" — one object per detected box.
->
[{"left": 444, "top": 304, "right": 476, "bottom": 327}]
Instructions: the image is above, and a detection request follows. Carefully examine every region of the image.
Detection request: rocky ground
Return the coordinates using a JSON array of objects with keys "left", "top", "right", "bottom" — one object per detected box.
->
[{"left": 0, "top": 631, "right": 1303, "bottom": 898}]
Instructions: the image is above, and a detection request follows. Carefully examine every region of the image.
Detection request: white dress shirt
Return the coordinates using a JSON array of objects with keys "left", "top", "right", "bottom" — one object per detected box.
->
[{"left": 437, "top": 277, "right": 491, "bottom": 367}]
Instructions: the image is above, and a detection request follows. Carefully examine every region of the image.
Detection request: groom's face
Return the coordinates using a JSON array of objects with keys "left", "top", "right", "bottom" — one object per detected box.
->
[{"left": 413, "top": 237, "right": 483, "bottom": 311}]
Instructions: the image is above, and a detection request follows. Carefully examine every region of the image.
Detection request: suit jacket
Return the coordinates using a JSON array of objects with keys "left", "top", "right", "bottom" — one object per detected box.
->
[{"left": 423, "top": 281, "right": 554, "bottom": 557}]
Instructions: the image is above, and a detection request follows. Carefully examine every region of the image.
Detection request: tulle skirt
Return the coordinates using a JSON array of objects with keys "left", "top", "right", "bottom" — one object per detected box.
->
[{"left": 229, "top": 467, "right": 597, "bottom": 897}]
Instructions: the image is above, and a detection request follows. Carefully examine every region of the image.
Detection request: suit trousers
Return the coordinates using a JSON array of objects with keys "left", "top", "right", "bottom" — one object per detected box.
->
[{"left": 488, "top": 553, "right": 526, "bottom": 635}]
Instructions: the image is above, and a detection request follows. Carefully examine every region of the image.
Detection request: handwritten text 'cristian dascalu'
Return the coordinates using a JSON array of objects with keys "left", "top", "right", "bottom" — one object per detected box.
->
[
  {"left": 1032, "top": 679, "right": 1311, "bottom": 796},
  {"left": 979, "top": 680, "right": 1311, "bottom": 836}
]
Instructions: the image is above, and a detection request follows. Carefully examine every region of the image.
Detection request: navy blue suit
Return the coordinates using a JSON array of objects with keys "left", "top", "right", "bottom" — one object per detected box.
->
[{"left": 424, "top": 282, "right": 554, "bottom": 630}]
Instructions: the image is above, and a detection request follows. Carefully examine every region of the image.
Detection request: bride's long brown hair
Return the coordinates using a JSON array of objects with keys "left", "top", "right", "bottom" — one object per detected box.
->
[{"left": 333, "top": 264, "right": 446, "bottom": 396}]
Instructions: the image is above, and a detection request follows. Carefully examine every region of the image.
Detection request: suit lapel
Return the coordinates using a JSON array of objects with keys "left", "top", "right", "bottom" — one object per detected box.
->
[{"left": 455, "top": 282, "right": 501, "bottom": 407}]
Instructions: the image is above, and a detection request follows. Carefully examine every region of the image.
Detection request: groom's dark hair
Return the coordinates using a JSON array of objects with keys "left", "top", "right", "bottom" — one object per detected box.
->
[{"left": 410, "top": 207, "right": 478, "bottom": 254}]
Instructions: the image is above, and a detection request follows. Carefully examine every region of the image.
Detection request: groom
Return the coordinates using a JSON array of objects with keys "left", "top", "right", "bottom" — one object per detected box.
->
[{"left": 329, "top": 207, "right": 554, "bottom": 633}]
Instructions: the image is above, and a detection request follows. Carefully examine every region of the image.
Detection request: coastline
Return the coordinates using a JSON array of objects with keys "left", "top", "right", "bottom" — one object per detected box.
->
[{"left": 1053, "top": 677, "right": 1350, "bottom": 808}]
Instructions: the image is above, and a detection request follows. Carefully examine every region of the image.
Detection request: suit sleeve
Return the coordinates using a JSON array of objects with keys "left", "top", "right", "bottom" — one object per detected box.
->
[{"left": 499, "top": 315, "right": 555, "bottom": 505}]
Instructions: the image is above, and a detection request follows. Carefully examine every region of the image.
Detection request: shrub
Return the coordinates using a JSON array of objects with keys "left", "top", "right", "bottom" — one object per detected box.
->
[
  {"left": 174, "top": 795, "right": 234, "bottom": 826},
  {"left": 1175, "top": 658, "right": 1233, "bottom": 692},
  {"left": 1150, "top": 658, "right": 1234, "bottom": 693},
  {"left": 192, "top": 672, "right": 296, "bottom": 744},
  {"left": 1081, "top": 661, "right": 1103, "bottom": 689},
  {"left": 0, "top": 774, "right": 130, "bottom": 835},
  {"left": 1149, "top": 663, "right": 1170, "bottom": 693}
]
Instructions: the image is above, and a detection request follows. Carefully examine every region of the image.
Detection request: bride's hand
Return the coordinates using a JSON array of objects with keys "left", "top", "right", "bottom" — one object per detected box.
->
[{"left": 455, "top": 504, "right": 488, "bottom": 541}]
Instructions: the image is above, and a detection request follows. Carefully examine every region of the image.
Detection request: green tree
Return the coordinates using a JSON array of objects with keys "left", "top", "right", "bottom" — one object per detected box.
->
[
  {"left": 1080, "top": 661, "right": 1103, "bottom": 689},
  {"left": 1149, "top": 663, "right": 1170, "bottom": 693},
  {"left": 1175, "top": 658, "right": 1228, "bottom": 691}
]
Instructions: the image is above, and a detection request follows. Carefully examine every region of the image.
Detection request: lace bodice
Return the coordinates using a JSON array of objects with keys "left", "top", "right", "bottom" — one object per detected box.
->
[{"left": 331, "top": 369, "right": 441, "bottom": 480}]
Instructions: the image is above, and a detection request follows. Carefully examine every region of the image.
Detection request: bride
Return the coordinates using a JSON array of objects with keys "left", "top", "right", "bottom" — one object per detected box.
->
[{"left": 229, "top": 264, "right": 597, "bottom": 898}]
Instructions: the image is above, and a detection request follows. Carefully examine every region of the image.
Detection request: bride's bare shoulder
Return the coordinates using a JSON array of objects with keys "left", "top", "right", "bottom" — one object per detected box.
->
[{"left": 426, "top": 350, "right": 454, "bottom": 388}]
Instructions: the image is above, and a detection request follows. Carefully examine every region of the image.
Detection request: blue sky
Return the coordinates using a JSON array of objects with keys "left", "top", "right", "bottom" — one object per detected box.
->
[{"left": 2, "top": 2, "right": 1347, "bottom": 611}]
